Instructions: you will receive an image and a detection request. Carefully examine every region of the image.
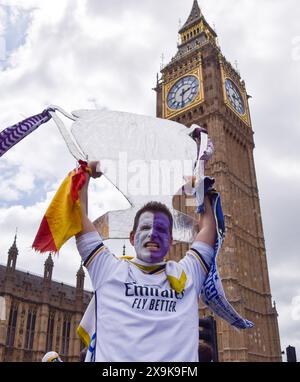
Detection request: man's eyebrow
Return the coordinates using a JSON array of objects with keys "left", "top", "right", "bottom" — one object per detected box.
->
[
  {"left": 156, "top": 225, "right": 169, "bottom": 231},
  {"left": 139, "top": 221, "right": 152, "bottom": 226}
]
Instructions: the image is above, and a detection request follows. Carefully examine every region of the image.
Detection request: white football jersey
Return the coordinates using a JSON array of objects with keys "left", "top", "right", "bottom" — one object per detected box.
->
[{"left": 77, "top": 232, "right": 213, "bottom": 362}]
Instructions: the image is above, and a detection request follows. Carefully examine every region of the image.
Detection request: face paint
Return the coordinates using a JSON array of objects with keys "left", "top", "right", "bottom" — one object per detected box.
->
[{"left": 134, "top": 211, "right": 172, "bottom": 264}]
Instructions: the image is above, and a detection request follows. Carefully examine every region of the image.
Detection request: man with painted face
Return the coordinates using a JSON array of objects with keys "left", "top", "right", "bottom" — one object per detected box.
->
[{"left": 76, "top": 162, "right": 216, "bottom": 362}]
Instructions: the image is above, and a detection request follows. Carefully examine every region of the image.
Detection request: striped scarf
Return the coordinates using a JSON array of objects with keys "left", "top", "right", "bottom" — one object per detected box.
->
[
  {"left": 0, "top": 109, "right": 53, "bottom": 158},
  {"left": 198, "top": 177, "right": 254, "bottom": 329}
]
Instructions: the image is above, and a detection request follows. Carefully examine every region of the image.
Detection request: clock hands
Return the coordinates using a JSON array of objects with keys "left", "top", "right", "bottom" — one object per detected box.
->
[
  {"left": 167, "top": 76, "right": 199, "bottom": 110},
  {"left": 181, "top": 86, "right": 191, "bottom": 96},
  {"left": 227, "top": 88, "right": 244, "bottom": 114},
  {"left": 180, "top": 86, "right": 191, "bottom": 106}
]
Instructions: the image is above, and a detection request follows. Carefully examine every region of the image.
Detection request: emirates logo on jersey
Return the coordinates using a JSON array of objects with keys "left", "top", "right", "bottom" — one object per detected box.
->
[{"left": 124, "top": 282, "right": 185, "bottom": 313}]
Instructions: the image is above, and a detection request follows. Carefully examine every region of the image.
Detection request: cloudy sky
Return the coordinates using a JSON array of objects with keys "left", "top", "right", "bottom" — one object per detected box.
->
[{"left": 0, "top": 0, "right": 299, "bottom": 361}]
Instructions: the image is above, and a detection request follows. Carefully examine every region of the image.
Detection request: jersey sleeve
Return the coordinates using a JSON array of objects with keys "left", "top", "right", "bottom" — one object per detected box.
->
[
  {"left": 179, "top": 241, "right": 214, "bottom": 296},
  {"left": 76, "top": 231, "right": 119, "bottom": 291}
]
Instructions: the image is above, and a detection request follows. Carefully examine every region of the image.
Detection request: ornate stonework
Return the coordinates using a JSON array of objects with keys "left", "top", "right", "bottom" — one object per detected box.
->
[
  {"left": 155, "top": 0, "right": 282, "bottom": 362},
  {"left": 0, "top": 237, "right": 92, "bottom": 362}
]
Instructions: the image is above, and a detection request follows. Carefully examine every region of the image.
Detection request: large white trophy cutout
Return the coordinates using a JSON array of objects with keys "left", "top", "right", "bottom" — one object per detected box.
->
[{"left": 49, "top": 107, "right": 208, "bottom": 244}]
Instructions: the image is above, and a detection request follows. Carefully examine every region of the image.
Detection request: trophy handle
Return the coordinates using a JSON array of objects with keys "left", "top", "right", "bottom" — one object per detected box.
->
[{"left": 48, "top": 105, "right": 86, "bottom": 161}]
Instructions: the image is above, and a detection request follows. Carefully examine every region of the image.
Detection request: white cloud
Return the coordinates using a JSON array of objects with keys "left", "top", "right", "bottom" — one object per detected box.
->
[
  {"left": 256, "top": 150, "right": 300, "bottom": 179},
  {"left": 0, "top": 7, "right": 6, "bottom": 34}
]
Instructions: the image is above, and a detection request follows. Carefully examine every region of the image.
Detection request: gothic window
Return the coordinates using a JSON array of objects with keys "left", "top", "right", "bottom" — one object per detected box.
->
[
  {"left": 24, "top": 309, "right": 36, "bottom": 350},
  {"left": 46, "top": 312, "right": 55, "bottom": 351},
  {"left": 6, "top": 303, "right": 18, "bottom": 347},
  {"left": 61, "top": 315, "right": 71, "bottom": 356}
]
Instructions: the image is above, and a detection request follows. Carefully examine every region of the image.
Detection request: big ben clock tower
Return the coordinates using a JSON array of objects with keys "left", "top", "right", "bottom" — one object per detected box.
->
[{"left": 155, "top": 0, "right": 282, "bottom": 362}]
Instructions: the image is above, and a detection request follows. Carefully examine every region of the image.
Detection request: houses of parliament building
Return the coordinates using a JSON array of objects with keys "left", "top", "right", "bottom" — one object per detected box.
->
[{"left": 0, "top": 236, "right": 92, "bottom": 362}]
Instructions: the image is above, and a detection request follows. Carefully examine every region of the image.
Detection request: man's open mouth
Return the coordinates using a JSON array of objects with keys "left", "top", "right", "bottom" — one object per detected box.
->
[{"left": 144, "top": 242, "right": 160, "bottom": 250}]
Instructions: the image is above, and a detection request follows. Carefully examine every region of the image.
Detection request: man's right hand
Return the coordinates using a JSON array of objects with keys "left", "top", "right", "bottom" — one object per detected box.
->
[
  {"left": 77, "top": 161, "right": 102, "bottom": 237},
  {"left": 87, "top": 161, "right": 102, "bottom": 179}
]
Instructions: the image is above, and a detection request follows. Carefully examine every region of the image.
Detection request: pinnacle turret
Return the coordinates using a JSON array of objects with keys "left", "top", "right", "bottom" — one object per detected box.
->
[
  {"left": 6, "top": 233, "right": 18, "bottom": 271},
  {"left": 44, "top": 253, "right": 54, "bottom": 281},
  {"left": 76, "top": 263, "right": 85, "bottom": 290},
  {"left": 179, "top": 0, "right": 202, "bottom": 33}
]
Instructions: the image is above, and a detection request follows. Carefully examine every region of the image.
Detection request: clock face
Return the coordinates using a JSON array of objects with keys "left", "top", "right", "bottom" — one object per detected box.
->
[
  {"left": 225, "top": 79, "right": 245, "bottom": 115},
  {"left": 167, "top": 75, "right": 199, "bottom": 110}
]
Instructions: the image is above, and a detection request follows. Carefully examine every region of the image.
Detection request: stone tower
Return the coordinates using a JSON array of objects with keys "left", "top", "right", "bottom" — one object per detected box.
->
[
  {"left": 76, "top": 263, "right": 85, "bottom": 292},
  {"left": 6, "top": 234, "right": 18, "bottom": 273},
  {"left": 155, "top": 0, "right": 282, "bottom": 362},
  {"left": 43, "top": 254, "right": 54, "bottom": 283}
]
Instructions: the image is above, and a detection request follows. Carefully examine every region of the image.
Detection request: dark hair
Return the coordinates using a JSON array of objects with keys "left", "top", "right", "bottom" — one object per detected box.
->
[
  {"left": 132, "top": 202, "right": 173, "bottom": 234},
  {"left": 198, "top": 342, "right": 213, "bottom": 362}
]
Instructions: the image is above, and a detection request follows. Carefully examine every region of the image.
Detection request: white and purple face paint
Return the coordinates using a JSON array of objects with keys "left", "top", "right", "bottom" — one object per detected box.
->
[{"left": 134, "top": 211, "right": 172, "bottom": 264}]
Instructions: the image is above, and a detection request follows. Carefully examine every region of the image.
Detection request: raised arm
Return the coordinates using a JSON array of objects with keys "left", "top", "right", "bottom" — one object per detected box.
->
[
  {"left": 75, "top": 161, "right": 119, "bottom": 290},
  {"left": 193, "top": 194, "right": 216, "bottom": 248},
  {"left": 76, "top": 161, "right": 102, "bottom": 237}
]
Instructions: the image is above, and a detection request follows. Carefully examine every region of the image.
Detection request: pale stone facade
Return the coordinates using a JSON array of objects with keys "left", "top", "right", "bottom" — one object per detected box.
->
[
  {"left": 155, "top": 0, "right": 282, "bottom": 362},
  {"left": 0, "top": 236, "right": 92, "bottom": 362}
]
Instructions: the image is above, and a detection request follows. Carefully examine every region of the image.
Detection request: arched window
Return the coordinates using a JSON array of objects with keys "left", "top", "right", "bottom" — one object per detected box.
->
[
  {"left": 61, "top": 314, "right": 71, "bottom": 356},
  {"left": 6, "top": 303, "right": 18, "bottom": 347},
  {"left": 24, "top": 308, "right": 36, "bottom": 350},
  {"left": 46, "top": 312, "right": 55, "bottom": 351}
]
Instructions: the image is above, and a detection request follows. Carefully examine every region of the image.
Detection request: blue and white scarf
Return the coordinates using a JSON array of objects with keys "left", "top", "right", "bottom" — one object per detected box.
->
[{"left": 198, "top": 177, "right": 254, "bottom": 329}]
